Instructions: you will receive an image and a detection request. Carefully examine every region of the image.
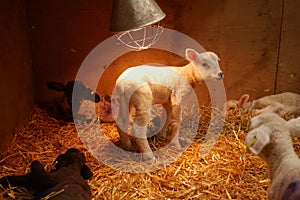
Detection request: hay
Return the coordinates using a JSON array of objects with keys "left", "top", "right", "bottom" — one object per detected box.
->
[{"left": 0, "top": 106, "right": 299, "bottom": 200}]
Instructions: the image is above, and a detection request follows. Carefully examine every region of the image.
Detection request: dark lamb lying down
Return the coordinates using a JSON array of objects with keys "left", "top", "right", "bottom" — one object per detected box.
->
[{"left": 0, "top": 148, "right": 93, "bottom": 200}]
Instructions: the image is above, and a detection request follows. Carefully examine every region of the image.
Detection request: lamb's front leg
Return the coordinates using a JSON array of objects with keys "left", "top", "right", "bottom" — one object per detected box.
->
[
  {"left": 116, "top": 96, "right": 132, "bottom": 150},
  {"left": 156, "top": 103, "right": 172, "bottom": 139},
  {"left": 168, "top": 94, "right": 181, "bottom": 148}
]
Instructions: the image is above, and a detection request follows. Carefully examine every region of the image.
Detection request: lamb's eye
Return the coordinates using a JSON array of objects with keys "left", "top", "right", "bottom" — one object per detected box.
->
[
  {"left": 229, "top": 106, "right": 235, "bottom": 110},
  {"left": 202, "top": 63, "right": 209, "bottom": 68}
]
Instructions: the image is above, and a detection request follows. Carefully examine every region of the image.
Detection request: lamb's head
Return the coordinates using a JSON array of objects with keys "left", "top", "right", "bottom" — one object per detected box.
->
[
  {"left": 246, "top": 113, "right": 289, "bottom": 155},
  {"left": 30, "top": 160, "right": 45, "bottom": 173},
  {"left": 50, "top": 148, "right": 93, "bottom": 180},
  {"left": 185, "top": 48, "right": 223, "bottom": 80},
  {"left": 224, "top": 94, "right": 250, "bottom": 116},
  {"left": 282, "top": 181, "right": 300, "bottom": 200},
  {"left": 47, "top": 80, "right": 101, "bottom": 114}
]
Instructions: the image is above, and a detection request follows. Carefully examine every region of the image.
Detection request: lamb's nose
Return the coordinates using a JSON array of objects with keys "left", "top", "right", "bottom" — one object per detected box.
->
[
  {"left": 94, "top": 93, "right": 101, "bottom": 103},
  {"left": 218, "top": 72, "right": 224, "bottom": 79}
]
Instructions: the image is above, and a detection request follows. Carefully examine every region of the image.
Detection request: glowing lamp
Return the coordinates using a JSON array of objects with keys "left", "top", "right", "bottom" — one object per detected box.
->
[{"left": 110, "top": 0, "right": 166, "bottom": 50}]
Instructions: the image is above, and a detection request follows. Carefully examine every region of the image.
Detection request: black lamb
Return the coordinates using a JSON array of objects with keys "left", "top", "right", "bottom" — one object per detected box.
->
[{"left": 0, "top": 148, "right": 93, "bottom": 200}]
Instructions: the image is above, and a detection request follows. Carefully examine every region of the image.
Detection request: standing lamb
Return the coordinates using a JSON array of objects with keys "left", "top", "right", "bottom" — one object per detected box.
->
[
  {"left": 246, "top": 113, "right": 300, "bottom": 200},
  {"left": 114, "top": 48, "right": 224, "bottom": 160},
  {"left": 225, "top": 92, "right": 300, "bottom": 117}
]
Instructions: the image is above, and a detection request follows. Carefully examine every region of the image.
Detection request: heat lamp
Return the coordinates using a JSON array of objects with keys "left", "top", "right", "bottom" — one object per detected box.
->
[{"left": 110, "top": 0, "right": 166, "bottom": 51}]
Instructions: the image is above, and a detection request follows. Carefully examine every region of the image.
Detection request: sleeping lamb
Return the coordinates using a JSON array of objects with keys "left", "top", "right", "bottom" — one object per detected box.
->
[
  {"left": 246, "top": 113, "right": 300, "bottom": 200},
  {"left": 45, "top": 80, "right": 114, "bottom": 123},
  {"left": 287, "top": 116, "right": 300, "bottom": 137},
  {"left": 114, "top": 48, "right": 224, "bottom": 160},
  {"left": 0, "top": 148, "right": 93, "bottom": 200},
  {"left": 225, "top": 92, "right": 300, "bottom": 117},
  {"left": 44, "top": 80, "right": 101, "bottom": 122}
]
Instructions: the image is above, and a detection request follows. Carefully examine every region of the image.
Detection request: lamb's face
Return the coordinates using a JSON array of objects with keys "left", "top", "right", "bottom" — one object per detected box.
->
[
  {"left": 186, "top": 48, "right": 223, "bottom": 80},
  {"left": 246, "top": 113, "right": 288, "bottom": 155},
  {"left": 224, "top": 100, "right": 239, "bottom": 115},
  {"left": 246, "top": 124, "right": 271, "bottom": 155},
  {"left": 225, "top": 94, "right": 250, "bottom": 115},
  {"left": 30, "top": 160, "right": 45, "bottom": 173},
  {"left": 67, "top": 81, "right": 101, "bottom": 113},
  {"left": 50, "top": 148, "right": 93, "bottom": 180},
  {"left": 245, "top": 113, "right": 276, "bottom": 154},
  {"left": 47, "top": 80, "right": 101, "bottom": 116}
]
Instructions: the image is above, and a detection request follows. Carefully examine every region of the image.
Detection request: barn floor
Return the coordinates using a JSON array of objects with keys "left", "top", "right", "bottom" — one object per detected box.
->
[{"left": 0, "top": 106, "right": 299, "bottom": 200}]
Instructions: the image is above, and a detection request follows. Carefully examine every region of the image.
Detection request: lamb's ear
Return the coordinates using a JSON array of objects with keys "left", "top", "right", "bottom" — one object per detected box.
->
[
  {"left": 246, "top": 125, "right": 271, "bottom": 154},
  {"left": 185, "top": 48, "right": 198, "bottom": 63},
  {"left": 207, "top": 51, "right": 220, "bottom": 61},
  {"left": 287, "top": 117, "right": 300, "bottom": 137},
  {"left": 237, "top": 94, "right": 249, "bottom": 108},
  {"left": 47, "top": 82, "right": 66, "bottom": 92},
  {"left": 81, "top": 165, "right": 93, "bottom": 180}
]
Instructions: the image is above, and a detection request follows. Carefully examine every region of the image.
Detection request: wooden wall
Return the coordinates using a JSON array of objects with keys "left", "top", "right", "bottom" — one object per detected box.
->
[
  {"left": 26, "top": 0, "right": 299, "bottom": 104},
  {"left": 0, "top": 0, "right": 34, "bottom": 151},
  {"left": 26, "top": 0, "right": 114, "bottom": 103}
]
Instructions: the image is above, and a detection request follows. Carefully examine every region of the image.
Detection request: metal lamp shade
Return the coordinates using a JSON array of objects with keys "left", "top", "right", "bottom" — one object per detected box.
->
[{"left": 110, "top": 0, "right": 166, "bottom": 32}]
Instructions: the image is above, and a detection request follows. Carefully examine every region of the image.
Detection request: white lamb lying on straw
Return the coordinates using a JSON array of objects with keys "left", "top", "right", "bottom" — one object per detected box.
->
[
  {"left": 114, "top": 48, "right": 224, "bottom": 160},
  {"left": 287, "top": 116, "right": 300, "bottom": 137},
  {"left": 246, "top": 113, "right": 300, "bottom": 200},
  {"left": 225, "top": 92, "right": 300, "bottom": 117}
]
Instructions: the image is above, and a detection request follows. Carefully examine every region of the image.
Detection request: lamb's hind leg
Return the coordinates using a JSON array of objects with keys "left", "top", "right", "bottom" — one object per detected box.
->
[{"left": 131, "top": 91, "right": 154, "bottom": 161}]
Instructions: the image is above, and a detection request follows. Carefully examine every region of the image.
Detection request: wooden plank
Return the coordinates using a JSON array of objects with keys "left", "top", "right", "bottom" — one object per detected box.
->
[
  {"left": 0, "top": 0, "right": 34, "bottom": 150},
  {"left": 276, "top": 0, "right": 300, "bottom": 93}
]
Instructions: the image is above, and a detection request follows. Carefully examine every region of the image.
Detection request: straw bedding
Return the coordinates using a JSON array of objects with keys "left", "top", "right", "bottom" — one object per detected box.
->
[{"left": 0, "top": 105, "right": 299, "bottom": 200}]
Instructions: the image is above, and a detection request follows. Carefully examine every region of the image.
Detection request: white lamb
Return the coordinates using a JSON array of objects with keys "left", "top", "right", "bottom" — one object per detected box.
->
[
  {"left": 76, "top": 95, "right": 115, "bottom": 124},
  {"left": 114, "top": 48, "right": 224, "bottom": 160},
  {"left": 287, "top": 116, "right": 300, "bottom": 137},
  {"left": 225, "top": 92, "right": 300, "bottom": 117},
  {"left": 246, "top": 113, "right": 300, "bottom": 200}
]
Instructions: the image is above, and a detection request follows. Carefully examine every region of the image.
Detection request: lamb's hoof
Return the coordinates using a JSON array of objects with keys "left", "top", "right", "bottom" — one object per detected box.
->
[
  {"left": 121, "top": 141, "right": 133, "bottom": 151},
  {"left": 155, "top": 131, "right": 167, "bottom": 139},
  {"left": 0, "top": 177, "right": 9, "bottom": 188},
  {"left": 170, "top": 140, "right": 181, "bottom": 148},
  {"left": 141, "top": 152, "right": 155, "bottom": 161}
]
